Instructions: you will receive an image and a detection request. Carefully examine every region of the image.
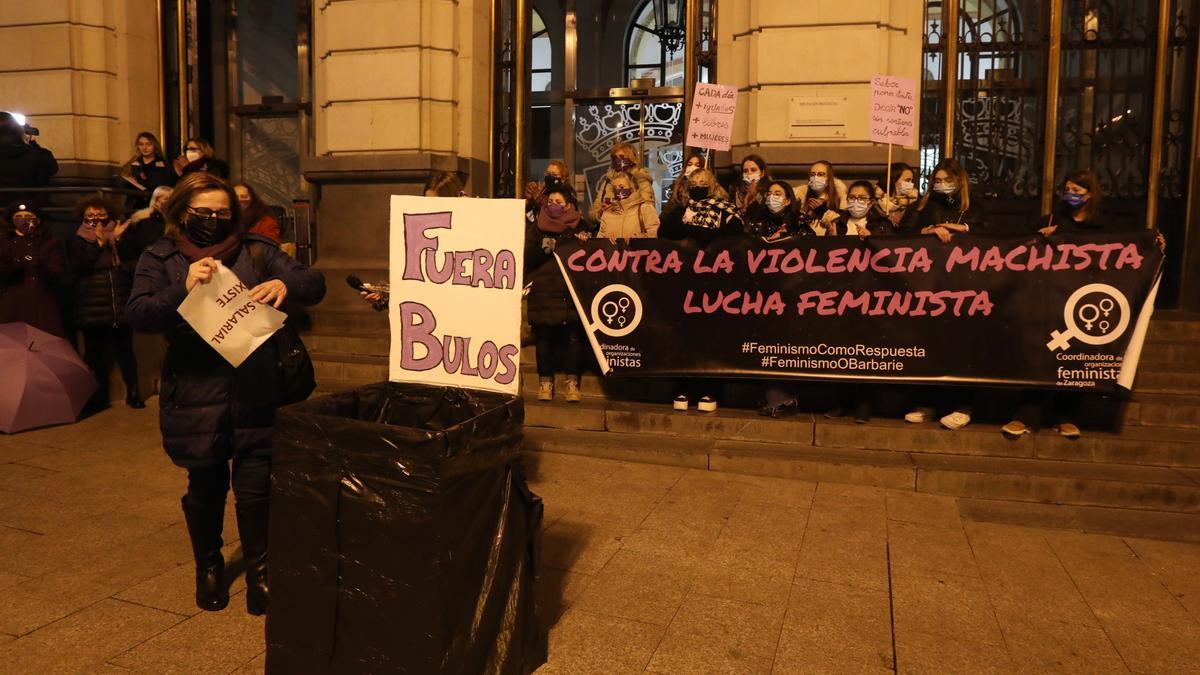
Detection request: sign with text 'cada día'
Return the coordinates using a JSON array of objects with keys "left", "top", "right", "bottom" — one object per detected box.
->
[
  {"left": 389, "top": 196, "right": 525, "bottom": 396},
  {"left": 686, "top": 83, "right": 738, "bottom": 151}
]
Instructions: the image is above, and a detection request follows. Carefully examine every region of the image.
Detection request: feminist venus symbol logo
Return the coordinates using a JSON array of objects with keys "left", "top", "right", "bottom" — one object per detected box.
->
[
  {"left": 590, "top": 284, "right": 643, "bottom": 337},
  {"left": 1046, "top": 283, "right": 1131, "bottom": 351}
]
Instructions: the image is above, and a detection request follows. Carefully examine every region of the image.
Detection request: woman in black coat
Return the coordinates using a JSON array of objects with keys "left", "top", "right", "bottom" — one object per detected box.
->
[
  {"left": 127, "top": 172, "right": 325, "bottom": 616},
  {"left": 68, "top": 196, "right": 145, "bottom": 410},
  {"left": 118, "top": 132, "right": 176, "bottom": 208},
  {"left": 0, "top": 201, "right": 67, "bottom": 337},
  {"left": 525, "top": 183, "right": 590, "bottom": 402},
  {"left": 659, "top": 168, "right": 745, "bottom": 247}
]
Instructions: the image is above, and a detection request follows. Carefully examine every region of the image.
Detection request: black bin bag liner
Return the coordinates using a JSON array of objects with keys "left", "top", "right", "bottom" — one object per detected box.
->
[{"left": 267, "top": 382, "right": 546, "bottom": 674}]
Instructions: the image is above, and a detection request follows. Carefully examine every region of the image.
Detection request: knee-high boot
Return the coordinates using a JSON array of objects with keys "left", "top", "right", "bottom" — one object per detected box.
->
[
  {"left": 236, "top": 501, "right": 269, "bottom": 616},
  {"left": 181, "top": 495, "right": 228, "bottom": 611}
]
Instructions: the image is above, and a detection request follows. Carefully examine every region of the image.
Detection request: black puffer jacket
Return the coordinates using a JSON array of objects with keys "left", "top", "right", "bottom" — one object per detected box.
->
[
  {"left": 67, "top": 234, "right": 141, "bottom": 328},
  {"left": 524, "top": 220, "right": 586, "bottom": 326},
  {"left": 126, "top": 234, "right": 326, "bottom": 468}
]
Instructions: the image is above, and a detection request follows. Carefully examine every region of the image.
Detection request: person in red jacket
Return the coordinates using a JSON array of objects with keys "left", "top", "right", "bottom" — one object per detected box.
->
[{"left": 234, "top": 183, "right": 281, "bottom": 242}]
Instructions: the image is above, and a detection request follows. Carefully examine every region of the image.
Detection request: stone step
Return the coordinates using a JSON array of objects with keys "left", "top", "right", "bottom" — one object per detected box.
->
[
  {"left": 311, "top": 351, "right": 388, "bottom": 383},
  {"left": 306, "top": 332, "right": 390, "bottom": 357},
  {"left": 1133, "top": 369, "right": 1200, "bottom": 394},
  {"left": 310, "top": 308, "right": 390, "bottom": 334},
  {"left": 1124, "top": 392, "right": 1200, "bottom": 428},
  {"left": 524, "top": 398, "right": 1200, "bottom": 468},
  {"left": 1146, "top": 311, "right": 1200, "bottom": 341},
  {"left": 525, "top": 428, "right": 1200, "bottom": 514},
  {"left": 1140, "top": 339, "right": 1200, "bottom": 369}
]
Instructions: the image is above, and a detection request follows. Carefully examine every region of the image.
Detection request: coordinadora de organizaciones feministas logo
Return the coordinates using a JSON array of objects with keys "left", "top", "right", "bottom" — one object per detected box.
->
[
  {"left": 1046, "top": 283, "right": 1131, "bottom": 352},
  {"left": 590, "top": 284, "right": 644, "bottom": 338}
]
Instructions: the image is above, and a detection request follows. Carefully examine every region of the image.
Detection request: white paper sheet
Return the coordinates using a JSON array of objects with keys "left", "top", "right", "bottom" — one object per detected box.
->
[{"left": 178, "top": 263, "right": 286, "bottom": 368}]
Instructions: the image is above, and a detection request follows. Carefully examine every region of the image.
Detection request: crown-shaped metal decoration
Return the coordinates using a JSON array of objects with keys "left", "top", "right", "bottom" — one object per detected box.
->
[{"left": 575, "top": 103, "right": 683, "bottom": 162}]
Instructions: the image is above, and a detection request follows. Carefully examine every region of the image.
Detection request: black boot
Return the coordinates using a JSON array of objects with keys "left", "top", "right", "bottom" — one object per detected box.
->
[
  {"left": 125, "top": 383, "right": 145, "bottom": 409},
  {"left": 236, "top": 501, "right": 270, "bottom": 616},
  {"left": 181, "top": 496, "right": 228, "bottom": 611}
]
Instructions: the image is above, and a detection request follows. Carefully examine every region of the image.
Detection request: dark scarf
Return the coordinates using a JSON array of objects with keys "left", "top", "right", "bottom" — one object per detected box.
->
[
  {"left": 536, "top": 205, "right": 581, "bottom": 234},
  {"left": 173, "top": 231, "right": 241, "bottom": 264},
  {"left": 75, "top": 222, "right": 119, "bottom": 267},
  {"left": 685, "top": 196, "right": 739, "bottom": 230}
]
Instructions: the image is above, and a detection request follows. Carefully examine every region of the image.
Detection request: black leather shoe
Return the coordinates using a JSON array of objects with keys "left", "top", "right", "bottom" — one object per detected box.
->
[
  {"left": 236, "top": 502, "right": 270, "bottom": 616},
  {"left": 125, "top": 387, "right": 145, "bottom": 409}
]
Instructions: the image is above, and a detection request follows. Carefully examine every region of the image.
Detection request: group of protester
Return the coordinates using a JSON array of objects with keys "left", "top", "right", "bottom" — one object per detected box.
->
[
  {"left": 522, "top": 142, "right": 1138, "bottom": 439},
  {"left": 0, "top": 128, "right": 323, "bottom": 619}
]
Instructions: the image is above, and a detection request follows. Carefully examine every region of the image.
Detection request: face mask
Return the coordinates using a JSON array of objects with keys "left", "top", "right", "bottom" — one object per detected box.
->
[
  {"left": 898, "top": 180, "right": 915, "bottom": 194},
  {"left": 933, "top": 182, "right": 957, "bottom": 196},
  {"left": 766, "top": 195, "right": 786, "bottom": 214},
  {"left": 545, "top": 202, "right": 566, "bottom": 218},
  {"left": 544, "top": 175, "right": 560, "bottom": 188},
  {"left": 743, "top": 172, "right": 760, "bottom": 184},
  {"left": 684, "top": 165, "right": 699, "bottom": 177},
  {"left": 183, "top": 213, "right": 233, "bottom": 247},
  {"left": 185, "top": 150, "right": 202, "bottom": 163},
  {"left": 848, "top": 202, "right": 871, "bottom": 218},
  {"left": 611, "top": 156, "right": 634, "bottom": 172},
  {"left": 809, "top": 177, "right": 827, "bottom": 193},
  {"left": 688, "top": 186, "right": 709, "bottom": 201},
  {"left": 613, "top": 186, "right": 633, "bottom": 201},
  {"left": 238, "top": 199, "right": 251, "bottom": 210},
  {"left": 1062, "top": 192, "right": 1087, "bottom": 208}
]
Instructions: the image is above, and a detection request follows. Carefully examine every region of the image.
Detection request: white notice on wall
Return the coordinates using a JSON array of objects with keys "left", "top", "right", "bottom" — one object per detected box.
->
[
  {"left": 787, "top": 97, "right": 849, "bottom": 140},
  {"left": 178, "top": 263, "right": 286, "bottom": 368},
  {"left": 388, "top": 196, "right": 526, "bottom": 396}
]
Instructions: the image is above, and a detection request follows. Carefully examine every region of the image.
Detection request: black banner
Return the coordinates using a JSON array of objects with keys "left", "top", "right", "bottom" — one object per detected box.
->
[{"left": 554, "top": 232, "right": 1164, "bottom": 393}]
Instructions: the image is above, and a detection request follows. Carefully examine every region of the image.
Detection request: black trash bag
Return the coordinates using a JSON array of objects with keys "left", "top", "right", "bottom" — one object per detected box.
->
[{"left": 267, "top": 382, "right": 546, "bottom": 674}]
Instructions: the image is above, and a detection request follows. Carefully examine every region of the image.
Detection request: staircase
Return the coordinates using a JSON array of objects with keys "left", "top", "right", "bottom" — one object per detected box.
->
[{"left": 305, "top": 307, "right": 1200, "bottom": 541}]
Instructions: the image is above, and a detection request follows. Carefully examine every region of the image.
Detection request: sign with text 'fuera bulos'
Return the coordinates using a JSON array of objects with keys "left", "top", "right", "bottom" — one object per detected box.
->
[
  {"left": 555, "top": 232, "right": 1163, "bottom": 393},
  {"left": 389, "top": 196, "right": 525, "bottom": 396}
]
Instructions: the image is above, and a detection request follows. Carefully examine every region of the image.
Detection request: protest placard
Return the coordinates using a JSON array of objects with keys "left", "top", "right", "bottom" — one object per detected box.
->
[
  {"left": 869, "top": 75, "right": 917, "bottom": 147},
  {"left": 388, "top": 196, "right": 526, "bottom": 395},
  {"left": 178, "top": 263, "right": 287, "bottom": 367},
  {"left": 685, "top": 83, "right": 738, "bottom": 151}
]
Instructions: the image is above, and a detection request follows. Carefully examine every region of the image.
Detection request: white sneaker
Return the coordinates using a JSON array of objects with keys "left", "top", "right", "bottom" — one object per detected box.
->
[
  {"left": 904, "top": 407, "right": 936, "bottom": 423},
  {"left": 940, "top": 410, "right": 972, "bottom": 430},
  {"left": 673, "top": 395, "right": 689, "bottom": 411},
  {"left": 697, "top": 396, "right": 718, "bottom": 413},
  {"left": 537, "top": 377, "right": 553, "bottom": 402}
]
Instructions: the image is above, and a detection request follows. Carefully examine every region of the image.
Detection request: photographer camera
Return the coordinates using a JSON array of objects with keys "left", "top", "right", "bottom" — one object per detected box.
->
[{"left": 0, "top": 112, "right": 57, "bottom": 188}]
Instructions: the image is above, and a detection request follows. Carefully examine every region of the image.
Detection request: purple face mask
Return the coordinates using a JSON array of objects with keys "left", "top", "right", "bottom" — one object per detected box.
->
[
  {"left": 613, "top": 186, "right": 633, "bottom": 201},
  {"left": 611, "top": 155, "right": 634, "bottom": 172},
  {"left": 545, "top": 202, "right": 567, "bottom": 217}
]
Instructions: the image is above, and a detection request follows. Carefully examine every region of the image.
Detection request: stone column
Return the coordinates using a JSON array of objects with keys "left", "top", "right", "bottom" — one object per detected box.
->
[
  {"left": 0, "top": 1, "right": 160, "bottom": 184},
  {"left": 302, "top": 0, "right": 493, "bottom": 383},
  {"left": 716, "top": 1, "right": 924, "bottom": 181}
]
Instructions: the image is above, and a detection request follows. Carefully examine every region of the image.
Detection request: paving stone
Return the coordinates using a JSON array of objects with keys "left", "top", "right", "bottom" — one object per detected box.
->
[
  {"left": 994, "top": 613, "right": 1127, "bottom": 673},
  {"left": 525, "top": 428, "right": 711, "bottom": 469},
  {"left": 523, "top": 450, "right": 625, "bottom": 484},
  {"left": 646, "top": 594, "right": 785, "bottom": 675},
  {"left": 0, "top": 439, "right": 64, "bottom": 464},
  {"left": 690, "top": 540, "right": 795, "bottom": 607},
  {"left": 887, "top": 520, "right": 980, "bottom": 580},
  {"left": 229, "top": 650, "right": 266, "bottom": 674},
  {"left": 885, "top": 490, "right": 963, "bottom": 529},
  {"left": 572, "top": 549, "right": 697, "bottom": 626},
  {"left": 0, "top": 599, "right": 182, "bottom": 674},
  {"left": 115, "top": 541, "right": 245, "bottom": 618},
  {"left": 536, "top": 566, "right": 595, "bottom": 626},
  {"left": 1124, "top": 536, "right": 1200, "bottom": 621},
  {"left": 109, "top": 591, "right": 265, "bottom": 674},
  {"left": 795, "top": 491, "right": 890, "bottom": 592},
  {"left": 957, "top": 497, "right": 1200, "bottom": 544},
  {"left": 891, "top": 572, "right": 1008, "bottom": 647},
  {"left": 541, "top": 516, "right": 626, "bottom": 575},
  {"left": 536, "top": 609, "right": 663, "bottom": 675},
  {"left": 775, "top": 577, "right": 894, "bottom": 672},
  {"left": 893, "top": 627, "right": 1014, "bottom": 674},
  {"left": 711, "top": 440, "right": 917, "bottom": 489}
]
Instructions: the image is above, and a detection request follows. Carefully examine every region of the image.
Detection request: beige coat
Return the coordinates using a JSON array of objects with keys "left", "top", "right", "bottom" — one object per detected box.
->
[
  {"left": 590, "top": 167, "right": 656, "bottom": 220},
  {"left": 597, "top": 196, "right": 660, "bottom": 240}
]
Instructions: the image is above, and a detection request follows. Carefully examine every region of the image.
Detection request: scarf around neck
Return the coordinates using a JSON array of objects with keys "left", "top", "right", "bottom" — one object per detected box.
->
[
  {"left": 685, "top": 196, "right": 738, "bottom": 230},
  {"left": 536, "top": 205, "right": 581, "bottom": 234},
  {"left": 173, "top": 231, "right": 241, "bottom": 265},
  {"left": 76, "top": 221, "right": 119, "bottom": 267}
]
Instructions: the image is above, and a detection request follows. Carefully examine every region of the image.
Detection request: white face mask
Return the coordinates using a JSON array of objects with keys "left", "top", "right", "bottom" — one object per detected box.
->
[
  {"left": 185, "top": 150, "right": 202, "bottom": 163},
  {"left": 847, "top": 202, "right": 871, "bottom": 218},
  {"left": 898, "top": 180, "right": 915, "bottom": 194},
  {"left": 766, "top": 194, "right": 786, "bottom": 214},
  {"left": 933, "top": 181, "right": 957, "bottom": 196},
  {"left": 809, "top": 176, "right": 827, "bottom": 193},
  {"left": 684, "top": 164, "right": 699, "bottom": 177},
  {"left": 743, "top": 172, "right": 760, "bottom": 184}
]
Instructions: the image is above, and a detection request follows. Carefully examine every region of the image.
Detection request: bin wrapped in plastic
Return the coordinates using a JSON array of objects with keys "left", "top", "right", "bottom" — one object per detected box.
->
[{"left": 266, "top": 382, "right": 546, "bottom": 674}]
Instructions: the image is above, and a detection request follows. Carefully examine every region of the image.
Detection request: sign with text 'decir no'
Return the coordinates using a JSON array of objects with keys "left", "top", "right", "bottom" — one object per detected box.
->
[
  {"left": 389, "top": 196, "right": 525, "bottom": 396},
  {"left": 685, "top": 83, "right": 738, "bottom": 152},
  {"left": 869, "top": 75, "right": 917, "bottom": 147}
]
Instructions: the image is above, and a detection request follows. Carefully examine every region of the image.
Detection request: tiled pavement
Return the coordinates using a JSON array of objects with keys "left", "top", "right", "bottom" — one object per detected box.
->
[{"left": 2, "top": 402, "right": 1199, "bottom": 673}]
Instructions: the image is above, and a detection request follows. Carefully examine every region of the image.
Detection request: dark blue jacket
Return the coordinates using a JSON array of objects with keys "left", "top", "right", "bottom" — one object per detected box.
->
[{"left": 127, "top": 233, "right": 325, "bottom": 468}]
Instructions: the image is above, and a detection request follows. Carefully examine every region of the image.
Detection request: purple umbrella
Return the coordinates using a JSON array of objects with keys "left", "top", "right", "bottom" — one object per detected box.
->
[{"left": 0, "top": 322, "right": 97, "bottom": 433}]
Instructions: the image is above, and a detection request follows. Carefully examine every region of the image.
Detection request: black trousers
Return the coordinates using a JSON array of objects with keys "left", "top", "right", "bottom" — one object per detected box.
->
[
  {"left": 80, "top": 324, "right": 139, "bottom": 399},
  {"left": 534, "top": 323, "right": 584, "bottom": 377},
  {"left": 186, "top": 456, "right": 271, "bottom": 508}
]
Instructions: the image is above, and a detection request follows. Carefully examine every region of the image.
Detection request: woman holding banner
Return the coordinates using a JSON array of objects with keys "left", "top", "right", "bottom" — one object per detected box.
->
[
  {"left": 665, "top": 152, "right": 706, "bottom": 211},
  {"left": 903, "top": 158, "right": 989, "bottom": 240},
  {"left": 127, "top": 172, "right": 326, "bottom": 616},
  {"left": 833, "top": 181, "right": 899, "bottom": 238},
  {"left": 745, "top": 179, "right": 809, "bottom": 241},
  {"left": 794, "top": 160, "right": 846, "bottom": 234},
  {"left": 875, "top": 162, "right": 920, "bottom": 227},
  {"left": 659, "top": 168, "right": 744, "bottom": 246}
]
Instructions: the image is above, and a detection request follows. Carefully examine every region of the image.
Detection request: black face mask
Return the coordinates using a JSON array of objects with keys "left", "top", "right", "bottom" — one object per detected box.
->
[
  {"left": 688, "top": 186, "right": 710, "bottom": 201},
  {"left": 544, "top": 175, "right": 560, "bottom": 188},
  {"left": 183, "top": 213, "right": 233, "bottom": 247}
]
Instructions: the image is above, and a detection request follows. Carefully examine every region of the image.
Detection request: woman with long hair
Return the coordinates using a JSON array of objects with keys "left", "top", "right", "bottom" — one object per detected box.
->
[
  {"left": 590, "top": 142, "right": 655, "bottom": 220},
  {"left": 875, "top": 161, "right": 919, "bottom": 226},
  {"left": 234, "top": 183, "right": 281, "bottom": 242},
  {"left": 174, "top": 137, "right": 230, "bottom": 179},
  {"left": 902, "top": 157, "right": 988, "bottom": 240},
  {"left": 423, "top": 170, "right": 465, "bottom": 197},
  {"left": 794, "top": 160, "right": 847, "bottom": 233},
  {"left": 119, "top": 132, "right": 176, "bottom": 207},
  {"left": 127, "top": 172, "right": 325, "bottom": 615},
  {"left": 666, "top": 152, "right": 706, "bottom": 211},
  {"left": 730, "top": 154, "right": 769, "bottom": 214}
]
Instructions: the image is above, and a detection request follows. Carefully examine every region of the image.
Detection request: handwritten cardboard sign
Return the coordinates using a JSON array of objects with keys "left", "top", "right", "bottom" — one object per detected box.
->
[
  {"left": 686, "top": 83, "right": 738, "bottom": 151},
  {"left": 389, "top": 196, "right": 526, "bottom": 395},
  {"left": 178, "top": 263, "right": 286, "bottom": 367},
  {"left": 869, "top": 75, "right": 917, "bottom": 147}
]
